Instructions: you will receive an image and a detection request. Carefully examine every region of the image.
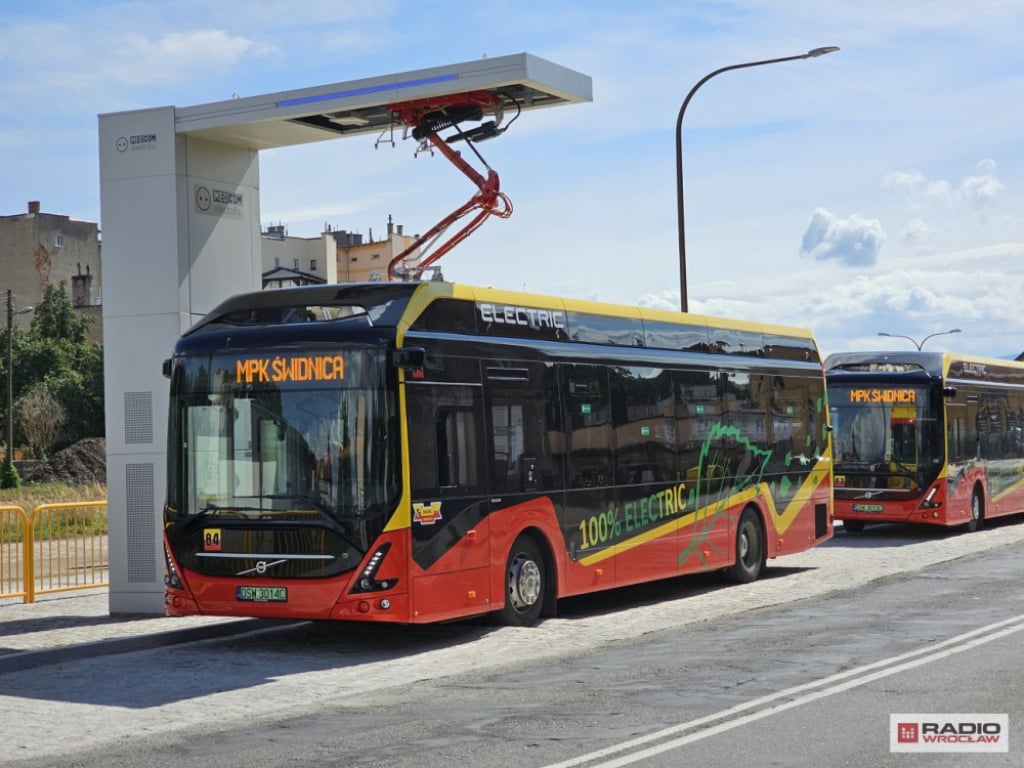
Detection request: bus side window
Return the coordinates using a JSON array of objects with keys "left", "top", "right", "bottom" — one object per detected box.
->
[
  {"left": 485, "top": 361, "right": 558, "bottom": 493},
  {"left": 611, "top": 367, "right": 676, "bottom": 485},
  {"left": 436, "top": 408, "right": 479, "bottom": 489},
  {"left": 406, "top": 383, "right": 483, "bottom": 496},
  {"left": 674, "top": 368, "right": 720, "bottom": 481},
  {"left": 406, "top": 386, "right": 439, "bottom": 495},
  {"left": 564, "top": 365, "right": 612, "bottom": 489}
]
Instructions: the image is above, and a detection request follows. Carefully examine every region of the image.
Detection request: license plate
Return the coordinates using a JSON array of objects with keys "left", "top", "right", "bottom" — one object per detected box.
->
[
  {"left": 852, "top": 503, "right": 884, "bottom": 513},
  {"left": 236, "top": 586, "right": 287, "bottom": 602}
]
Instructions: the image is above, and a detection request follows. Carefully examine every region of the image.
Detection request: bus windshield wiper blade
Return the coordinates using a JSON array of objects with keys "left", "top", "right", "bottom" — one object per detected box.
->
[
  {"left": 263, "top": 494, "right": 363, "bottom": 550},
  {"left": 174, "top": 504, "right": 262, "bottom": 534}
]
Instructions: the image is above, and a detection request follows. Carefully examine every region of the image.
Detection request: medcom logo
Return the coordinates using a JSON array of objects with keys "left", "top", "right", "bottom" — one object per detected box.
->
[{"left": 891, "top": 714, "right": 1008, "bottom": 753}]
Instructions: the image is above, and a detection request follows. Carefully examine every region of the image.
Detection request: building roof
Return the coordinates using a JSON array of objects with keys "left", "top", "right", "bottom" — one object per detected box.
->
[{"left": 261, "top": 266, "right": 326, "bottom": 286}]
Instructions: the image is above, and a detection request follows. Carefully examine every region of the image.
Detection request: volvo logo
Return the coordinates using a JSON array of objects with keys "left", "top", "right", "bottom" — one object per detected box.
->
[{"left": 237, "top": 559, "right": 286, "bottom": 576}]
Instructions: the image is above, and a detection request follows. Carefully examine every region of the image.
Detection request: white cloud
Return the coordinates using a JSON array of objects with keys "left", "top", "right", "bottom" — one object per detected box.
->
[
  {"left": 901, "top": 217, "right": 932, "bottom": 243},
  {"left": 960, "top": 171, "right": 1004, "bottom": 206},
  {"left": 799, "top": 208, "right": 886, "bottom": 267},
  {"left": 881, "top": 170, "right": 927, "bottom": 191},
  {"left": 691, "top": 243, "right": 1024, "bottom": 358},
  {"left": 923, "top": 180, "right": 954, "bottom": 207},
  {"left": 636, "top": 292, "right": 680, "bottom": 313},
  {"left": 883, "top": 160, "right": 1005, "bottom": 210}
]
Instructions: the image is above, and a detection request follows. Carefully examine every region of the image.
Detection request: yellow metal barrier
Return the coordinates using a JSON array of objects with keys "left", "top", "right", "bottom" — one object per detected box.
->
[
  {"left": 0, "top": 501, "right": 108, "bottom": 603},
  {"left": 29, "top": 501, "right": 109, "bottom": 602},
  {"left": 0, "top": 504, "right": 31, "bottom": 601}
]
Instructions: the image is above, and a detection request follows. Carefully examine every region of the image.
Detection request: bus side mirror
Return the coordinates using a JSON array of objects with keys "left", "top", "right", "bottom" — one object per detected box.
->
[
  {"left": 162, "top": 358, "right": 172, "bottom": 379},
  {"left": 394, "top": 347, "right": 426, "bottom": 372},
  {"left": 942, "top": 386, "right": 957, "bottom": 398}
]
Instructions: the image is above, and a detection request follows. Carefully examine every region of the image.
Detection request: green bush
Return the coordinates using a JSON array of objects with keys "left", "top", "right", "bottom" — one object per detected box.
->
[{"left": 0, "top": 461, "right": 20, "bottom": 490}]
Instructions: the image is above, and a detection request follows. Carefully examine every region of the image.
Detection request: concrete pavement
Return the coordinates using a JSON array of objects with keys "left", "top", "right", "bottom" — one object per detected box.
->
[
  {"left": 4, "top": 519, "right": 1024, "bottom": 676},
  {"left": 3, "top": 521, "right": 1024, "bottom": 764}
]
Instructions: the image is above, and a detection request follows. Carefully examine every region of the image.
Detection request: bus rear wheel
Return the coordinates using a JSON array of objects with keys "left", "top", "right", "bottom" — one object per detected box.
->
[
  {"left": 498, "top": 535, "right": 545, "bottom": 627},
  {"left": 722, "top": 508, "right": 765, "bottom": 584}
]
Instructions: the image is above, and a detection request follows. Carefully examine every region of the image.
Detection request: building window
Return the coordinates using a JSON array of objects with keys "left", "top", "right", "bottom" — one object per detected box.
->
[
  {"left": 274, "top": 257, "right": 280, "bottom": 268},
  {"left": 54, "top": 235, "right": 64, "bottom": 248},
  {"left": 310, "top": 259, "right": 317, "bottom": 271},
  {"left": 293, "top": 258, "right": 299, "bottom": 270}
]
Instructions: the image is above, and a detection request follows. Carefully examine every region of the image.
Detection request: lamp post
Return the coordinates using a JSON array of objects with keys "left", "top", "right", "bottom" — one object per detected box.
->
[
  {"left": 877, "top": 328, "right": 962, "bottom": 350},
  {"left": 676, "top": 46, "right": 839, "bottom": 312},
  {"left": 4, "top": 289, "right": 33, "bottom": 482}
]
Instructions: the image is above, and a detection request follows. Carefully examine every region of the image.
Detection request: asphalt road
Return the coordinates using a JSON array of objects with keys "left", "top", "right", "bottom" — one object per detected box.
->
[{"left": 2, "top": 519, "right": 1024, "bottom": 767}]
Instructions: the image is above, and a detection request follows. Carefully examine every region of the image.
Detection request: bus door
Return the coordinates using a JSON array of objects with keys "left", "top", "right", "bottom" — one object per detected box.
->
[{"left": 887, "top": 404, "right": 918, "bottom": 489}]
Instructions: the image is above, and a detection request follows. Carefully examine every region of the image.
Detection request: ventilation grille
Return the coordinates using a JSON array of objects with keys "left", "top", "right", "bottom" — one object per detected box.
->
[
  {"left": 126, "top": 462, "right": 157, "bottom": 584},
  {"left": 124, "top": 391, "right": 153, "bottom": 444}
]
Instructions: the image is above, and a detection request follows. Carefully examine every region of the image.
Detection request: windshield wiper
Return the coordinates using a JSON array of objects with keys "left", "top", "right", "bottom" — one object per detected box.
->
[
  {"left": 262, "top": 494, "right": 363, "bottom": 550},
  {"left": 173, "top": 503, "right": 263, "bottom": 535}
]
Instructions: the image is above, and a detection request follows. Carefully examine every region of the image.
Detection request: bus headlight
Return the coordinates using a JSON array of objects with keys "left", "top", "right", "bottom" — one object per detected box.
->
[
  {"left": 350, "top": 543, "right": 398, "bottom": 593},
  {"left": 163, "top": 544, "right": 184, "bottom": 590},
  {"left": 919, "top": 486, "right": 941, "bottom": 509}
]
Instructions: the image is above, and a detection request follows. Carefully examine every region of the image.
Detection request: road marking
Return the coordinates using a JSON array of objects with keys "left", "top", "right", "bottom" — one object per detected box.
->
[{"left": 542, "top": 613, "right": 1024, "bottom": 768}]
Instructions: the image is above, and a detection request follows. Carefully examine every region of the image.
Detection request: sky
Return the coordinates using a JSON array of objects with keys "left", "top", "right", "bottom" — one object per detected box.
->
[{"left": 2, "top": 0, "right": 1023, "bottom": 359}]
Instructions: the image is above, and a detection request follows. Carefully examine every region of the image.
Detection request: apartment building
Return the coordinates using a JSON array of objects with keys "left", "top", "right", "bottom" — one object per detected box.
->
[
  {"left": 0, "top": 201, "right": 102, "bottom": 342},
  {"left": 261, "top": 216, "right": 422, "bottom": 287}
]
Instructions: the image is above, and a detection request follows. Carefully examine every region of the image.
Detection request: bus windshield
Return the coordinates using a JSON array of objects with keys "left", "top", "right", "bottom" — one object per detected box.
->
[
  {"left": 167, "top": 347, "right": 400, "bottom": 521},
  {"left": 828, "top": 385, "right": 942, "bottom": 477}
]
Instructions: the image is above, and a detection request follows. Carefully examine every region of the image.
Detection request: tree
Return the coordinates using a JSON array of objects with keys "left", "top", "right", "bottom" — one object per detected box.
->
[
  {"left": 16, "top": 282, "right": 105, "bottom": 450},
  {"left": 30, "top": 282, "right": 91, "bottom": 344},
  {"left": 16, "top": 383, "right": 67, "bottom": 461},
  {"left": 1, "top": 320, "right": 30, "bottom": 488}
]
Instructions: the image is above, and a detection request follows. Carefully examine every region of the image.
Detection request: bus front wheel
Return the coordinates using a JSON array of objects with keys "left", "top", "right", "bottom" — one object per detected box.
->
[
  {"left": 964, "top": 489, "right": 984, "bottom": 533},
  {"left": 498, "top": 535, "right": 545, "bottom": 627},
  {"left": 722, "top": 508, "right": 765, "bottom": 584}
]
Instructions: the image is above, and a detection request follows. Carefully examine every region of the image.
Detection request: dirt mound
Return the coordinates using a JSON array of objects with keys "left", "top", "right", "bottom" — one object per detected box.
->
[{"left": 25, "top": 438, "right": 107, "bottom": 486}]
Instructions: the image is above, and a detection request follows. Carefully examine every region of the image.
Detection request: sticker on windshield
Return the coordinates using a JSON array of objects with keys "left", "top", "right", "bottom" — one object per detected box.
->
[
  {"left": 203, "top": 528, "right": 222, "bottom": 551},
  {"left": 413, "top": 502, "right": 443, "bottom": 525}
]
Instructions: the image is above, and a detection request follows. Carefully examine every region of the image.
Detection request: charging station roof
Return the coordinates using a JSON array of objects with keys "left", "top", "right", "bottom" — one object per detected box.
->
[{"left": 174, "top": 52, "right": 592, "bottom": 150}]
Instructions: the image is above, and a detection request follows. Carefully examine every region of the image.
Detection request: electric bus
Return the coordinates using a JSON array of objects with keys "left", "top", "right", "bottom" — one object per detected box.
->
[
  {"left": 827, "top": 350, "right": 1024, "bottom": 532},
  {"left": 162, "top": 282, "right": 832, "bottom": 626}
]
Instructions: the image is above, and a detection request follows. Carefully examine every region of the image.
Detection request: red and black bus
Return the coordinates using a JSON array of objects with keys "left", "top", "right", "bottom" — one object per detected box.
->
[
  {"left": 827, "top": 350, "right": 1024, "bottom": 532},
  {"left": 162, "top": 282, "right": 832, "bottom": 626}
]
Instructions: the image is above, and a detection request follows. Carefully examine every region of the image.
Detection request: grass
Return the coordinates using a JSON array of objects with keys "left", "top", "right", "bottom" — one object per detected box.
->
[{"left": 0, "top": 482, "right": 108, "bottom": 541}]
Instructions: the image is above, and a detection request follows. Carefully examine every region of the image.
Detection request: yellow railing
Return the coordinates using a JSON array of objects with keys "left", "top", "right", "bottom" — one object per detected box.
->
[
  {"left": 0, "top": 501, "right": 108, "bottom": 603},
  {"left": 0, "top": 504, "right": 31, "bottom": 602}
]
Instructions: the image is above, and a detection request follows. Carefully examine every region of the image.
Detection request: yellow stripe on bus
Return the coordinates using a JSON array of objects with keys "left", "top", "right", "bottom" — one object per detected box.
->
[{"left": 578, "top": 464, "right": 829, "bottom": 567}]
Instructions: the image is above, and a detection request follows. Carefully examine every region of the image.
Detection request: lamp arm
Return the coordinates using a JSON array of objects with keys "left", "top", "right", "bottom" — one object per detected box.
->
[{"left": 675, "top": 51, "right": 831, "bottom": 312}]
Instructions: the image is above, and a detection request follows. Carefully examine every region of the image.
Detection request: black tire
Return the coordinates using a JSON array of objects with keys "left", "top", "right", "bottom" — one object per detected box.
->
[
  {"left": 964, "top": 489, "right": 983, "bottom": 533},
  {"left": 723, "top": 508, "right": 765, "bottom": 584},
  {"left": 842, "top": 520, "right": 866, "bottom": 533},
  {"left": 498, "top": 535, "right": 546, "bottom": 627}
]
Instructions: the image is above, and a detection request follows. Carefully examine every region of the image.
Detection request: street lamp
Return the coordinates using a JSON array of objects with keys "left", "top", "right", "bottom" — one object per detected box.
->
[
  {"left": 877, "top": 328, "right": 961, "bottom": 350},
  {"left": 676, "top": 46, "right": 840, "bottom": 312},
  {"left": 4, "top": 289, "right": 33, "bottom": 483}
]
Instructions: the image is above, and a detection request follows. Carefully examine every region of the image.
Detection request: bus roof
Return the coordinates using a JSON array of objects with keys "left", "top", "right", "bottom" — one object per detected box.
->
[
  {"left": 186, "top": 281, "right": 821, "bottom": 361},
  {"left": 826, "top": 350, "right": 1024, "bottom": 383}
]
